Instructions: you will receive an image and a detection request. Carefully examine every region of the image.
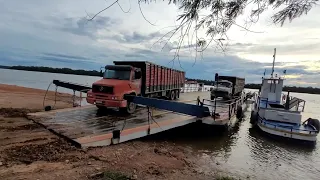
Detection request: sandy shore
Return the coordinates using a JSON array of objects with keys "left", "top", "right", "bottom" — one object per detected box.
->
[
  {"left": 0, "top": 84, "right": 226, "bottom": 180},
  {"left": 0, "top": 84, "right": 79, "bottom": 111}
]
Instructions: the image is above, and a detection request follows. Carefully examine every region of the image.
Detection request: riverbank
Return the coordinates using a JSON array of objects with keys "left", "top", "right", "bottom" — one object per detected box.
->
[
  {"left": 0, "top": 84, "right": 232, "bottom": 180},
  {"left": 0, "top": 84, "right": 78, "bottom": 111},
  {"left": 2, "top": 66, "right": 320, "bottom": 94}
]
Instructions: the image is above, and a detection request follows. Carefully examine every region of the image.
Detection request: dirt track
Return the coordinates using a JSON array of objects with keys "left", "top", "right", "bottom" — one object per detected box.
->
[{"left": 0, "top": 84, "right": 217, "bottom": 180}]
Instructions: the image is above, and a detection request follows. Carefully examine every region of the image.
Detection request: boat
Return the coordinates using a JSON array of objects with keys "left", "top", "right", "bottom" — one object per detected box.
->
[{"left": 250, "top": 48, "right": 320, "bottom": 143}]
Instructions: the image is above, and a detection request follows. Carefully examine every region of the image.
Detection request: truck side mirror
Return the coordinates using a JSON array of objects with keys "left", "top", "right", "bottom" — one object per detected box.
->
[{"left": 100, "top": 70, "right": 103, "bottom": 77}]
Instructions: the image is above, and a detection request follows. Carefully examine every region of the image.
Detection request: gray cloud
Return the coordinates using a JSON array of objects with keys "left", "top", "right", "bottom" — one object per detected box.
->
[
  {"left": 60, "top": 16, "right": 118, "bottom": 39},
  {"left": 43, "top": 53, "right": 88, "bottom": 61},
  {"left": 1, "top": 1, "right": 320, "bottom": 87},
  {"left": 112, "top": 31, "right": 163, "bottom": 43}
]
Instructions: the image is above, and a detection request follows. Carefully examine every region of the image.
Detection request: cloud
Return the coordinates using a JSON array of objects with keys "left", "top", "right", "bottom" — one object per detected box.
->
[
  {"left": 112, "top": 31, "right": 163, "bottom": 43},
  {"left": 43, "top": 53, "right": 89, "bottom": 61},
  {"left": 60, "top": 16, "right": 118, "bottom": 39},
  {"left": 1, "top": 1, "right": 320, "bottom": 87}
]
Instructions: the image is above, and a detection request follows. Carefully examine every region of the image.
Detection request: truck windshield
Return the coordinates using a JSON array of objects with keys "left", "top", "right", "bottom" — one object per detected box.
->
[
  {"left": 217, "top": 82, "right": 231, "bottom": 88},
  {"left": 103, "top": 69, "right": 131, "bottom": 80}
]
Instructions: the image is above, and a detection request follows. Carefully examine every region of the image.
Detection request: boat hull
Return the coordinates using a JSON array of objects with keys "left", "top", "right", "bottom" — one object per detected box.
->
[
  {"left": 251, "top": 110, "right": 318, "bottom": 142},
  {"left": 257, "top": 120, "right": 317, "bottom": 142}
]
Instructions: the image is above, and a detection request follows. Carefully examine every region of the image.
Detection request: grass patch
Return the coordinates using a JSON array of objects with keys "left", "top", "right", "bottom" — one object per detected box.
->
[
  {"left": 215, "top": 175, "right": 236, "bottom": 180},
  {"left": 103, "top": 171, "right": 130, "bottom": 180},
  {"left": 91, "top": 171, "right": 131, "bottom": 180}
]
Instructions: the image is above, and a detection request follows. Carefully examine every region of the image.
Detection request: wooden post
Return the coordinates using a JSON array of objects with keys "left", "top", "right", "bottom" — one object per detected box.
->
[
  {"left": 72, "top": 90, "right": 76, "bottom": 107},
  {"left": 197, "top": 96, "right": 200, "bottom": 106},
  {"left": 80, "top": 92, "right": 82, "bottom": 107},
  {"left": 285, "top": 91, "right": 290, "bottom": 110},
  {"left": 213, "top": 99, "right": 216, "bottom": 121},
  {"left": 228, "top": 104, "right": 231, "bottom": 120}
]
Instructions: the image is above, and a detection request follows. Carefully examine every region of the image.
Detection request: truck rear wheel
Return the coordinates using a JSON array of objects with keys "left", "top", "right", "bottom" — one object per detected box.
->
[
  {"left": 169, "top": 90, "right": 175, "bottom": 100},
  {"left": 120, "top": 101, "right": 136, "bottom": 114},
  {"left": 175, "top": 90, "right": 180, "bottom": 100}
]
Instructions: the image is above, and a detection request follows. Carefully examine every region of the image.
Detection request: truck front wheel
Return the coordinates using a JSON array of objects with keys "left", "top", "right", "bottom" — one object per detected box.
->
[
  {"left": 96, "top": 105, "right": 106, "bottom": 110},
  {"left": 120, "top": 101, "right": 136, "bottom": 114}
]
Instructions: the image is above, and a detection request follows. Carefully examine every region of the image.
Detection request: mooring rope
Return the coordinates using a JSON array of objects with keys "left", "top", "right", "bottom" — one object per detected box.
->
[
  {"left": 43, "top": 81, "right": 87, "bottom": 110},
  {"left": 148, "top": 106, "right": 163, "bottom": 131},
  {"left": 43, "top": 81, "right": 53, "bottom": 109}
]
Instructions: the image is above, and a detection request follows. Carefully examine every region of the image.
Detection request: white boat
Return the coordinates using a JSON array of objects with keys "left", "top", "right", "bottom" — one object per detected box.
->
[{"left": 250, "top": 48, "right": 320, "bottom": 143}]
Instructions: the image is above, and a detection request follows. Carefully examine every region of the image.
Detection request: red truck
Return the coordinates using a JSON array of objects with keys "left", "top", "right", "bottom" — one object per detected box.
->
[{"left": 86, "top": 61, "right": 185, "bottom": 114}]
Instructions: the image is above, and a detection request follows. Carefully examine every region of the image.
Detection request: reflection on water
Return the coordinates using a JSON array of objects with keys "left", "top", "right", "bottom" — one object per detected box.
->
[{"left": 147, "top": 103, "right": 320, "bottom": 180}]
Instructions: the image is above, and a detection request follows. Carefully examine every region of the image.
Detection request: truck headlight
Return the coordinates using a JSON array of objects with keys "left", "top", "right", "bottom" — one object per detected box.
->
[
  {"left": 88, "top": 94, "right": 93, "bottom": 97},
  {"left": 111, "top": 96, "right": 117, "bottom": 100}
]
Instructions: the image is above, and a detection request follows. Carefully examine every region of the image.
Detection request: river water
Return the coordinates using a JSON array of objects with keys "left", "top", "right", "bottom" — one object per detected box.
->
[{"left": 1, "top": 68, "right": 320, "bottom": 180}]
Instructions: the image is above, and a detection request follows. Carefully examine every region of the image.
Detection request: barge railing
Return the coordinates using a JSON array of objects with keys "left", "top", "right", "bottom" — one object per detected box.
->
[{"left": 197, "top": 94, "right": 245, "bottom": 120}]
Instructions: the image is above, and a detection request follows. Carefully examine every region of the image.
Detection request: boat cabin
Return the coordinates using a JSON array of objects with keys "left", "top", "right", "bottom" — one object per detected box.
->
[
  {"left": 257, "top": 77, "right": 306, "bottom": 125},
  {"left": 260, "top": 78, "right": 284, "bottom": 106}
]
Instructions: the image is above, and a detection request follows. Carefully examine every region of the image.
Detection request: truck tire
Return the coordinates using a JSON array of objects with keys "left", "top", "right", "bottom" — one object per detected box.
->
[
  {"left": 174, "top": 90, "right": 179, "bottom": 100},
  {"left": 120, "top": 101, "right": 136, "bottom": 114},
  {"left": 211, "top": 95, "right": 215, "bottom": 100},
  {"left": 169, "top": 90, "right": 175, "bottom": 100},
  {"left": 96, "top": 105, "right": 106, "bottom": 110}
]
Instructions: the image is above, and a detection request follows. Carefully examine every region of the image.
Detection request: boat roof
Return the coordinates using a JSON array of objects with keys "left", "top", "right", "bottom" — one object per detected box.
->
[{"left": 263, "top": 77, "right": 284, "bottom": 81}]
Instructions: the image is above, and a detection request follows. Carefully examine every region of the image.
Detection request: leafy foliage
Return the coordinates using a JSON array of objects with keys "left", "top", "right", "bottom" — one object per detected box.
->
[
  {"left": 87, "top": 0, "right": 317, "bottom": 66},
  {"left": 161, "top": 0, "right": 318, "bottom": 33},
  {"left": 139, "top": 0, "right": 318, "bottom": 64}
]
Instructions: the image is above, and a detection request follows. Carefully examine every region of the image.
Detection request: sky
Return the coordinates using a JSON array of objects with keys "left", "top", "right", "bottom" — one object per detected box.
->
[{"left": 1, "top": 0, "right": 320, "bottom": 87}]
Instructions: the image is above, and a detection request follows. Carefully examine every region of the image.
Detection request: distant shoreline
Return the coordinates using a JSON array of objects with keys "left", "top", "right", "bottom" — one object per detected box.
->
[{"left": 1, "top": 65, "right": 320, "bottom": 95}]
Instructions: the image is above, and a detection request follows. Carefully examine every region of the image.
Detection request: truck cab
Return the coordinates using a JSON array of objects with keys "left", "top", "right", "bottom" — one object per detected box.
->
[
  {"left": 211, "top": 80, "right": 233, "bottom": 100},
  {"left": 211, "top": 75, "right": 245, "bottom": 100},
  {"left": 86, "top": 65, "right": 142, "bottom": 114}
]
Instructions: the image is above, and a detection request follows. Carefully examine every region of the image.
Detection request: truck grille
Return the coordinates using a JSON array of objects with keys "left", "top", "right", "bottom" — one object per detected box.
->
[{"left": 92, "top": 85, "right": 113, "bottom": 94}]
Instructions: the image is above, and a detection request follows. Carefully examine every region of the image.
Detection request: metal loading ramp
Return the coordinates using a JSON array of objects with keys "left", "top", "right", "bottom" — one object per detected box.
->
[
  {"left": 27, "top": 92, "right": 209, "bottom": 148},
  {"left": 27, "top": 91, "right": 248, "bottom": 148},
  {"left": 28, "top": 106, "right": 196, "bottom": 148}
]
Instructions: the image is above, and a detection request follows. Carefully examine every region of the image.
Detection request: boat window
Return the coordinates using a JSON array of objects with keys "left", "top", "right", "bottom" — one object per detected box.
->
[
  {"left": 268, "top": 103, "right": 285, "bottom": 108},
  {"left": 267, "top": 80, "right": 279, "bottom": 84},
  {"left": 103, "top": 69, "right": 131, "bottom": 80}
]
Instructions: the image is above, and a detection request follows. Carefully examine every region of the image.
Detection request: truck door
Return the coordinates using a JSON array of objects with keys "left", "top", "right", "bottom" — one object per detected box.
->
[{"left": 131, "top": 69, "right": 142, "bottom": 95}]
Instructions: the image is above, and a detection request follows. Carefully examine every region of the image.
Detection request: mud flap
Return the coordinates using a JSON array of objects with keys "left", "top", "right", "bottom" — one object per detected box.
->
[{"left": 112, "top": 130, "right": 121, "bottom": 144}]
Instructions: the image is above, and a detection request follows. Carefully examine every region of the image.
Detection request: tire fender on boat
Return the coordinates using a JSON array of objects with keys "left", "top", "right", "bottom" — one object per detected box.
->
[
  {"left": 304, "top": 118, "right": 320, "bottom": 133},
  {"left": 282, "top": 94, "right": 286, "bottom": 101},
  {"left": 250, "top": 111, "right": 258, "bottom": 124},
  {"left": 236, "top": 105, "right": 243, "bottom": 119}
]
